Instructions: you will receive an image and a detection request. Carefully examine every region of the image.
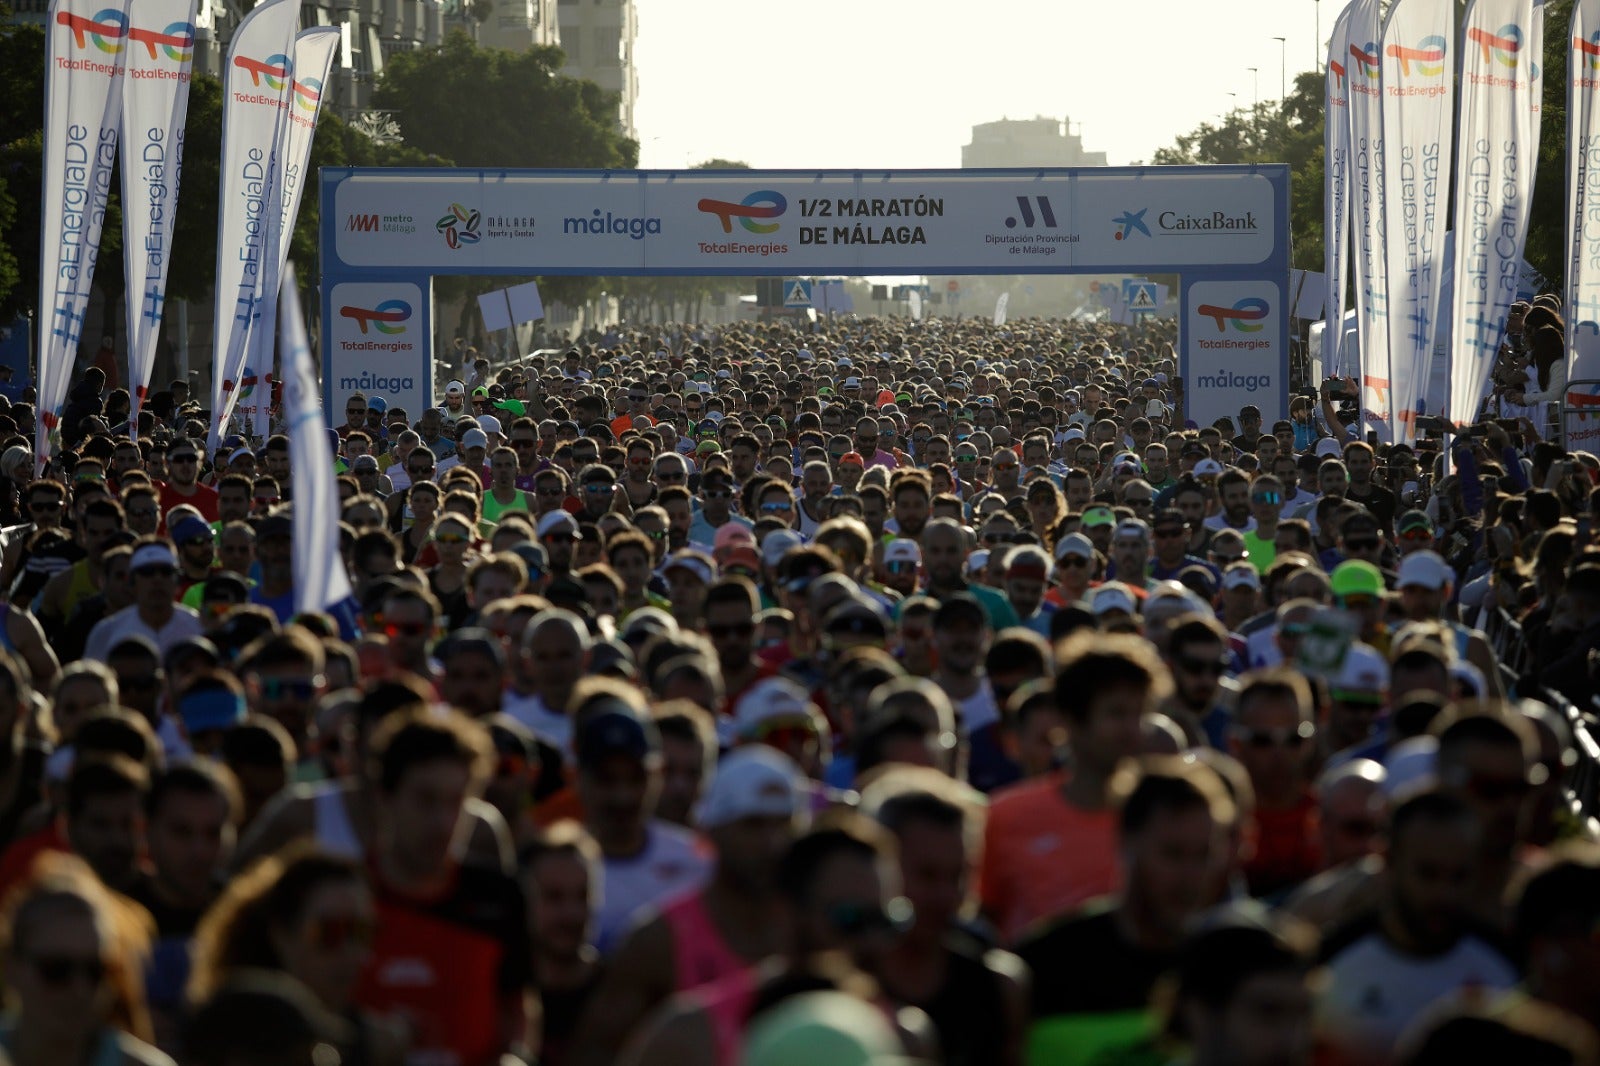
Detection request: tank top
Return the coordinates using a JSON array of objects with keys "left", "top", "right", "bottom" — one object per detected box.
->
[
  {"left": 481, "top": 488, "right": 532, "bottom": 525},
  {"left": 918, "top": 939, "right": 1009, "bottom": 1066},
  {"left": 661, "top": 891, "right": 748, "bottom": 993},
  {"left": 689, "top": 967, "right": 756, "bottom": 1066},
  {"left": 61, "top": 560, "right": 99, "bottom": 619},
  {"left": 311, "top": 783, "right": 362, "bottom": 858}
]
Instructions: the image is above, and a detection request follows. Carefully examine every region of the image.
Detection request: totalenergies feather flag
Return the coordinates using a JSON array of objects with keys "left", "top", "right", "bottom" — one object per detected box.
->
[
  {"left": 1324, "top": 3, "right": 1355, "bottom": 379},
  {"left": 239, "top": 26, "right": 340, "bottom": 440},
  {"left": 1379, "top": 0, "right": 1454, "bottom": 445},
  {"left": 208, "top": 0, "right": 298, "bottom": 456},
  {"left": 36, "top": 0, "right": 132, "bottom": 471},
  {"left": 1447, "top": 0, "right": 1542, "bottom": 424},
  {"left": 1567, "top": 0, "right": 1600, "bottom": 447},
  {"left": 1346, "top": 0, "right": 1392, "bottom": 430},
  {"left": 279, "top": 263, "right": 354, "bottom": 615},
  {"left": 120, "top": 0, "right": 197, "bottom": 436}
]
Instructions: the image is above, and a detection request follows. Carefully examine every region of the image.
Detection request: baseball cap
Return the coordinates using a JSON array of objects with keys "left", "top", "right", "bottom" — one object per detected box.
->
[
  {"left": 1055, "top": 531, "right": 1094, "bottom": 561},
  {"left": 477, "top": 414, "right": 502, "bottom": 436},
  {"left": 0, "top": 446, "right": 29, "bottom": 478},
  {"left": 1330, "top": 560, "right": 1385, "bottom": 599},
  {"left": 742, "top": 992, "right": 921, "bottom": 1066},
  {"left": 444, "top": 380, "right": 465, "bottom": 396},
  {"left": 1091, "top": 582, "right": 1138, "bottom": 617},
  {"left": 368, "top": 396, "right": 387, "bottom": 413},
  {"left": 1398, "top": 509, "right": 1434, "bottom": 534},
  {"left": 662, "top": 550, "right": 714, "bottom": 585},
  {"left": 883, "top": 539, "right": 922, "bottom": 565},
  {"left": 1397, "top": 550, "right": 1452, "bottom": 591},
  {"left": 256, "top": 513, "right": 292, "bottom": 539},
  {"left": 1081, "top": 506, "right": 1115, "bottom": 528},
  {"left": 1315, "top": 437, "right": 1344, "bottom": 458},
  {"left": 735, "top": 677, "right": 815, "bottom": 740},
  {"left": 575, "top": 702, "right": 659, "bottom": 763},
  {"left": 762, "top": 529, "right": 804, "bottom": 569},
  {"left": 697, "top": 746, "right": 809, "bottom": 829},
  {"left": 714, "top": 523, "right": 757, "bottom": 553},
  {"left": 965, "top": 549, "right": 989, "bottom": 576},
  {"left": 1331, "top": 641, "right": 1389, "bottom": 702},
  {"left": 838, "top": 451, "right": 864, "bottom": 468},
  {"left": 171, "top": 516, "right": 212, "bottom": 544},
  {"left": 461, "top": 428, "right": 488, "bottom": 450},
  {"left": 1222, "top": 564, "right": 1261, "bottom": 591},
  {"left": 537, "top": 511, "right": 582, "bottom": 539},
  {"left": 1194, "top": 458, "right": 1225, "bottom": 477},
  {"left": 843, "top": 376, "right": 862, "bottom": 389},
  {"left": 508, "top": 541, "right": 548, "bottom": 576},
  {"left": 823, "top": 599, "right": 890, "bottom": 640},
  {"left": 130, "top": 542, "right": 178, "bottom": 572}
]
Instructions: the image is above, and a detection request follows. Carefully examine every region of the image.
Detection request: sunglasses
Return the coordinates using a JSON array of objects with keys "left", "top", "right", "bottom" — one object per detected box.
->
[
  {"left": 133, "top": 566, "right": 177, "bottom": 579},
  {"left": 435, "top": 533, "right": 470, "bottom": 545},
  {"left": 1252, "top": 491, "right": 1282, "bottom": 505},
  {"left": 1236, "top": 721, "right": 1315, "bottom": 748},
  {"left": 1058, "top": 556, "right": 1090, "bottom": 568},
  {"left": 259, "top": 677, "right": 321, "bottom": 701},
  {"left": 28, "top": 954, "right": 106, "bottom": 987},
  {"left": 29, "top": 501, "right": 62, "bottom": 513},
  {"left": 544, "top": 532, "right": 575, "bottom": 544},
  {"left": 822, "top": 898, "right": 913, "bottom": 937},
  {"left": 513, "top": 439, "right": 538, "bottom": 448},
  {"left": 761, "top": 501, "right": 793, "bottom": 513},
  {"left": 886, "top": 560, "right": 918, "bottom": 575},
  {"left": 1399, "top": 528, "right": 1432, "bottom": 542},
  {"left": 1176, "top": 655, "right": 1228, "bottom": 677},
  {"left": 707, "top": 621, "right": 755, "bottom": 639},
  {"left": 584, "top": 483, "right": 615, "bottom": 494},
  {"left": 385, "top": 621, "right": 430, "bottom": 639},
  {"left": 169, "top": 455, "right": 198, "bottom": 465},
  {"left": 307, "top": 913, "right": 375, "bottom": 952},
  {"left": 1345, "top": 538, "right": 1379, "bottom": 551}
]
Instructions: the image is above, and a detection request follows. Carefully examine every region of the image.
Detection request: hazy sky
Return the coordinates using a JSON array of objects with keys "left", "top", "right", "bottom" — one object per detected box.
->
[{"left": 632, "top": 0, "right": 1329, "bottom": 171}]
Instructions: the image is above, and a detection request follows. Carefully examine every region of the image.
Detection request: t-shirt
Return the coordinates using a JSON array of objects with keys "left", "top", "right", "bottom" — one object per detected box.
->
[
  {"left": 157, "top": 481, "right": 219, "bottom": 525},
  {"left": 1320, "top": 918, "right": 1517, "bottom": 1061},
  {"left": 358, "top": 861, "right": 533, "bottom": 1066},
  {"left": 1346, "top": 482, "right": 1399, "bottom": 531},
  {"left": 503, "top": 690, "right": 573, "bottom": 756},
  {"left": 1242, "top": 529, "right": 1278, "bottom": 574},
  {"left": 979, "top": 774, "right": 1120, "bottom": 943},
  {"left": 596, "top": 820, "right": 711, "bottom": 955},
  {"left": 1017, "top": 905, "right": 1167, "bottom": 1066},
  {"left": 83, "top": 604, "right": 203, "bottom": 663},
  {"left": 687, "top": 512, "right": 753, "bottom": 552},
  {"left": 1245, "top": 792, "right": 1323, "bottom": 898}
]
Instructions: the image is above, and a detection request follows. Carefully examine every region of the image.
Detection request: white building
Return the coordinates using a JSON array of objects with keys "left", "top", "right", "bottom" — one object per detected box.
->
[
  {"left": 962, "top": 116, "right": 1107, "bottom": 169},
  {"left": 555, "top": 0, "right": 638, "bottom": 140}
]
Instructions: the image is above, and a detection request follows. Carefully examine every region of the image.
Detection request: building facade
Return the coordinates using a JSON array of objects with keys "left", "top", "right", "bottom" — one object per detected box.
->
[
  {"left": 555, "top": 0, "right": 637, "bottom": 140},
  {"left": 962, "top": 117, "right": 1107, "bottom": 169}
]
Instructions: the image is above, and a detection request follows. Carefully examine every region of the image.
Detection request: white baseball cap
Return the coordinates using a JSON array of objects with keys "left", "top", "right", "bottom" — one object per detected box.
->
[
  {"left": 734, "top": 677, "right": 815, "bottom": 740},
  {"left": 1091, "top": 582, "right": 1138, "bottom": 616},
  {"left": 1397, "top": 550, "right": 1452, "bottom": 591},
  {"left": 884, "top": 539, "right": 921, "bottom": 565},
  {"left": 1194, "top": 458, "right": 1225, "bottom": 477},
  {"left": 698, "top": 746, "right": 809, "bottom": 829},
  {"left": 1222, "top": 564, "right": 1261, "bottom": 591},
  {"left": 1315, "top": 437, "right": 1345, "bottom": 458}
]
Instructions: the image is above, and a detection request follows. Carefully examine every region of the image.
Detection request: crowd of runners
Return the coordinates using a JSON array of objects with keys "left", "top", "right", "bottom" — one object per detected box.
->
[{"left": 0, "top": 304, "right": 1593, "bottom": 1066}]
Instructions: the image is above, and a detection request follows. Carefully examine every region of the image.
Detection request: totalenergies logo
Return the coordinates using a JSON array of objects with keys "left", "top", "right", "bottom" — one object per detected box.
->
[
  {"left": 234, "top": 53, "right": 293, "bottom": 90},
  {"left": 1386, "top": 35, "right": 1447, "bottom": 78},
  {"left": 1197, "top": 297, "right": 1270, "bottom": 333},
  {"left": 1349, "top": 41, "right": 1381, "bottom": 80},
  {"left": 340, "top": 300, "right": 412, "bottom": 335},
  {"left": 291, "top": 75, "right": 323, "bottom": 113},
  {"left": 697, "top": 191, "right": 787, "bottom": 234},
  {"left": 128, "top": 21, "right": 195, "bottom": 63},
  {"left": 1330, "top": 60, "right": 1347, "bottom": 91},
  {"left": 1574, "top": 32, "right": 1600, "bottom": 72},
  {"left": 57, "top": 7, "right": 127, "bottom": 53},
  {"left": 1467, "top": 24, "right": 1522, "bottom": 67},
  {"left": 437, "top": 203, "right": 481, "bottom": 249}
]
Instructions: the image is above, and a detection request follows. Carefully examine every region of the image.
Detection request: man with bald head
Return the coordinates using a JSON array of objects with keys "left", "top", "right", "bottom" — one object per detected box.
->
[
  {"left": 1316, "top": 759, "right": 1387, "bottom": 869},
  {"left": 505, "top": 608, "right": 592, "bottom": 752}
]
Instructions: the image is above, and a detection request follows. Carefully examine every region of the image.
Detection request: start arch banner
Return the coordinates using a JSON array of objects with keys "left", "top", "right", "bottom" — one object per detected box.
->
[{"left": 318, "top": 165, "right": 1291, "bottom": 429}]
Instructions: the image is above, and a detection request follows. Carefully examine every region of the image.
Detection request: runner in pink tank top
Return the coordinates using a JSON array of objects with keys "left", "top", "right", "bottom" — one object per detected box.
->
[{"left": 661, "top": 889, "right": 750, "bottom": 992}]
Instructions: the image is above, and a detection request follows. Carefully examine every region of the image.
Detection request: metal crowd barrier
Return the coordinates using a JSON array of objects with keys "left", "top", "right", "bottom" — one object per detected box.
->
[{"left": 1488, "top": 605, "right": 1600, "bottom": 829}]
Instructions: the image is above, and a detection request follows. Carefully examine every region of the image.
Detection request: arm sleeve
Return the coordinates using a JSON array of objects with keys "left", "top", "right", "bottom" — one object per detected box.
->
[
  {"left": 1455, "top": 444, "right": 1484, "bottom": 519},
  {"left": 1500, "top": 446, "right": 1530, "bottom": 492}
]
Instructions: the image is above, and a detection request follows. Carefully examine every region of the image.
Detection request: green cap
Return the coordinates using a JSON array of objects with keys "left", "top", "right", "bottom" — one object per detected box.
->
[
  {"left": 741, "top": 992, "right": 920, "bottom": 1066},
  {"left": 1081, "top": 506, "right": 1116, "bottom": 528},
  {"left": 1331, "top": 560, "right": 1384, "bottom": 599}
]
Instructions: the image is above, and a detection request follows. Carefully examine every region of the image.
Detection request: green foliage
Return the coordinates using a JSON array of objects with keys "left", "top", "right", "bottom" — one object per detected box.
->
[
  {"left": 1152, "top": 71, "right": 1326, "bottom": 270},
  {"left": 373, "top": 31, "right": 637, "bottom": 170},
  {"left": 373, "top": 30, "right": 639, "bottom": 312}
]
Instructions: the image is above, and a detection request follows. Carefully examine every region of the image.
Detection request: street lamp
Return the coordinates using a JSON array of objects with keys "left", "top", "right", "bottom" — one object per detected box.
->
[
  {"left": 1272, "top": 36, "right": 1287, "bottom": 102},
  {"left": 1248, "top": 66, "right": 1259, "bottom": 116}
]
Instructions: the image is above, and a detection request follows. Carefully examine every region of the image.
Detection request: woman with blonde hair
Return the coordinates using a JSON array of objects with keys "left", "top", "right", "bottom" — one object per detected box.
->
[
  {"left": 0, "top": 852, "right": 170, "bottom": 1065},
  {"left": 189, "top": 844, "right": 403, "bottom": 1066}
]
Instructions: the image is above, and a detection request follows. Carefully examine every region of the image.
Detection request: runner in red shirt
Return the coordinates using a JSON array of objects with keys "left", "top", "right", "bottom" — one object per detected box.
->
[{"left": 158, "top": 440, "right": 219, "bottom": 527}]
